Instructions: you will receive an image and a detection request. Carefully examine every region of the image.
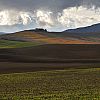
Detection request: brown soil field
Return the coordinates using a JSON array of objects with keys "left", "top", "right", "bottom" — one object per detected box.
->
[{"left": 0, "top": 44, "right": 100, "bottom": 73}]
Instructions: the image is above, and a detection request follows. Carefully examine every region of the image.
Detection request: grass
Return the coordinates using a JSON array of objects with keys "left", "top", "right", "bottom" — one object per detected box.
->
[
  {"left": 0, "top": 40, "right": 41, "bottom": 48},
  {"left": 0, "top": 68, "right": 100, "bottom": 100}
]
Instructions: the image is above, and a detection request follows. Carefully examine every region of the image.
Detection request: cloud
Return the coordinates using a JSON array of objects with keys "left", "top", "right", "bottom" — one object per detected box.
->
[
  {"left": 0, "top": 9, "right": 55, "bottom": 32},
  {"left": 0, "top": 0, "right": 82, "bottom": 12},
  {"left": 0, "top": 10, "right": 33, "bottom": 26},
  {"left": 58, "top": 6, "right": 100, "bottom": 30},
  {"left": 0, "top": 0, "right": 100, "bottom": 12},
  {"left": 0, "top": 9, "right": 54, "bottom": 26},
  {"left": 0, "top": 0, "right": 100, "bottom": 32},
  {"left": 35, "top": 10, "right": 54, "bottom": 28}
]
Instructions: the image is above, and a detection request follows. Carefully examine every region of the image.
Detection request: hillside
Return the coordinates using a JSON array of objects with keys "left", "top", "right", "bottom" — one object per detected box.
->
[
  {"left": 0, "top": 40, "right": 41, "bottom": 48},
  {"left": 0, "top": 30, "right": 99, "bottom": 44},
  {"left": 65, "top": 23, "right": 100, "bottom": 33}
]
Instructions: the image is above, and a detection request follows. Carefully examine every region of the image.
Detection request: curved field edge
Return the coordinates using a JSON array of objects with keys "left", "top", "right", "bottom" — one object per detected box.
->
[
  {"left": 0, "top": 40, "right": 42, "bottom": 48},
  {"left": 0, "top": 68, "right": 100, "bottom": 100}
]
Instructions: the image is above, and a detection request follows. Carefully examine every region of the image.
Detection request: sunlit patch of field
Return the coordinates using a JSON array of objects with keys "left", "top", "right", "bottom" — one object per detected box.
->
[
  {"left": 35, "top": 37, "right": 99, "bottom": 44},
  {"left": 0, "top": 40, "right": 41, "bottom": 48},
  {"left": 0, "top": 68, "right": 100, "bottom": 100},
  {"left": 15, "top": 31, "right": 99, "bottom": 44}
]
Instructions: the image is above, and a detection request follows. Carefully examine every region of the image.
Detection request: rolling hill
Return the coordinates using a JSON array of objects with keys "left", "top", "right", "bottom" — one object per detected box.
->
[
  {"left": 0, "top": 27, "right": 100, "bottom": 72},
  {"left": 0, "top": 28, "right": 100, "bottom": 45},
  {"left": 63, "top": 23, "right": 100, "bottom": 42},
  {"left": 0, "top": 23, "right": 100, "bottom": 49}
]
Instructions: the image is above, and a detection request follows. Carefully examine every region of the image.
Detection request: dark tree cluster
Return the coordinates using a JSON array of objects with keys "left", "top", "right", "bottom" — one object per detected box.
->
[{"left": 34, "top": 28, "right": 48, "bottom": 32}]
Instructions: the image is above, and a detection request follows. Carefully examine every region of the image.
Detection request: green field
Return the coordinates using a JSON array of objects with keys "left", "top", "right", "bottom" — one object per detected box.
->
[
  {"left": 0, "top": 68, "right": 100, "bottom": 100},
  {"left": 0, "top": 40, "right": 40, "bottom": 48}
]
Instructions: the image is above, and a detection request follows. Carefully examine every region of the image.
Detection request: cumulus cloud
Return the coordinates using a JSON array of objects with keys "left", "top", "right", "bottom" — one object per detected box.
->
[
  {"left": 0, "top": 10, "right": 33, "bottom": 26},
  {"left": 0, "top": 0, "right": 100, "bottom": 32},
  {"left": 0, "top": 9, "right": 54, "bottom": 26},
  {"left": 35, "top": 10, "right": 54, "bottom": 28},
  {"left": 0, "top": 5, "right": 100, "bottom": 32},
  {"left": 58, "top": 6, "right": 100, "bottom": 30}
]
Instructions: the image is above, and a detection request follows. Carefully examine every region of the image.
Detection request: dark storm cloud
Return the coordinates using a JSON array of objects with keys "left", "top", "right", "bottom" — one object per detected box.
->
[
  {"left": 82, "top": 0, "right": 100, "bottom": 7},
  {"left": 0, "top": 0, "right": 100, "bottom": 11},
  {"left": 0, "top": 0, "right": 99, "bottom": 12}
]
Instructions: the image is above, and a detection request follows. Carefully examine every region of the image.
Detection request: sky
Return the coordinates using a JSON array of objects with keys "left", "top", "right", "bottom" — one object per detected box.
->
[{"left": 0, "top": 0, "right": 100, "bottom": 33}]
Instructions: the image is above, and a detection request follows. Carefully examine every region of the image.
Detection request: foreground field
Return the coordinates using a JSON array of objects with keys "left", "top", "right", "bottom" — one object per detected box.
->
[{"left": 0, "top": 68, "right": 100, "bottom": 100}]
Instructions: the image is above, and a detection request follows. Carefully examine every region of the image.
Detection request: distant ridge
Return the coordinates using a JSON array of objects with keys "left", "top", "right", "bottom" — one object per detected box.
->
[
  {"left": 65, "top": 23, "right": 100, "bottom": 33},
  {"left": 0, "top": 32, "right": 6, "bottom": 34}
]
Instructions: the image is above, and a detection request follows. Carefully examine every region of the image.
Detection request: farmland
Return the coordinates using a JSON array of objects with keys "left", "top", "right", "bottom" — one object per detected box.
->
[
  {"left": 0, "top": 68, "right": 100, "bottom": 100},
  {"left": 0, "top": 44, "right": 100, "bottom": 99},
  {"left": 0, "top": 44, "right": 100, "bottom": 72},
  {"left": 0, "top": 40, "right": 41, "bottom": 48},
  {"left": 0, "top": 31, "right": 99, "bottom": 44}
]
